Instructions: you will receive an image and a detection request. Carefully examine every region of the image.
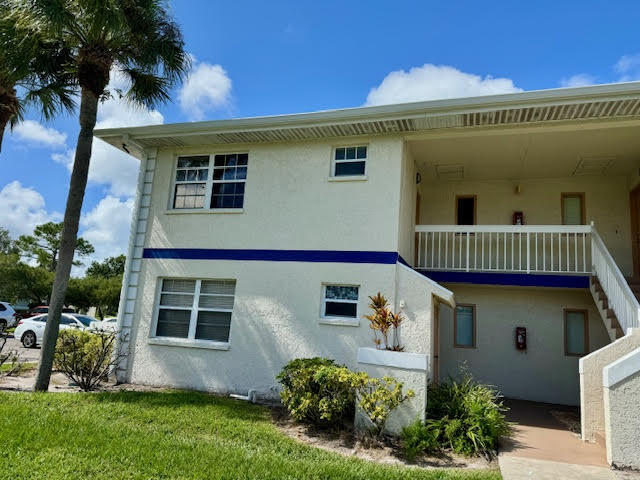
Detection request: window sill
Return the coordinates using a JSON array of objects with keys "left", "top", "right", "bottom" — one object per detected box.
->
[
  {"left": 319, "top": 317, "right": 360, "bottom": 327},
  {"left": 165, "top": 208, "right": 244, "bottom": 215},
  {"left": 328, "top": 175, "right": 368, "bottom": 182},
  {"left": 148, "top": 337, "right": 230, "bottom": 350}
]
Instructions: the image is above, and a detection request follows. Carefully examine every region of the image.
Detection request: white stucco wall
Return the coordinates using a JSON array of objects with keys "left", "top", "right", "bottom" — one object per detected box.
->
[
  {"left": 438, "top": 285, "right": 610, "bottom": 405},
  {"left": 126, "top": 259, "right": 408, "bottom": 396},
  {"left": 579, "top": 329, "right": 640, "bottom": 441},
  {"left": 397, "top": 145, "right": 417, "bottom": 262},
  {"left": 147, "top": 137, "right": 404, "bottom": 253},
  {"left": 603, "top": 348, "right": 640, "bottom": 469},
  {"left": 418, "top": 176, "right": 632, "bottom": 275}
]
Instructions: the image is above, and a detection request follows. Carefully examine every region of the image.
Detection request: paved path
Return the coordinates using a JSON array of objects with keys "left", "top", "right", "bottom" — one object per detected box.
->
[{"left": 3, "top": 335, "right": 41, "bottom": 363}]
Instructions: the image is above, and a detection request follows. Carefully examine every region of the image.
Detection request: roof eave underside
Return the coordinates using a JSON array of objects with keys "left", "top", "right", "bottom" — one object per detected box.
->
[{"left": 95, "top": 84, "right": 640, "bottom": 152}]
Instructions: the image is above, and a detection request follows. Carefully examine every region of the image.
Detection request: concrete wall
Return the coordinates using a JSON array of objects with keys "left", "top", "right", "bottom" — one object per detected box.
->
[
  {"left": 397, "top": 145, "right": 417, "bottom": 262},
  {"left": 603, "top": 347, "right": 640, "bottom": 469},
  {"left": 580, "top": 329, "right": 640, "bottom": 441},
  {"left": 438, "top": 285, "right": 610, "bottom": 405},
  {"left": 148, "top": 137, "right": 404, "bottom": 253},
  {"left": 126, "top": 258, "right": 405, "bottom": 396},
  {"left": 418, "top": 176, "right": 632, "bottom": 275}
]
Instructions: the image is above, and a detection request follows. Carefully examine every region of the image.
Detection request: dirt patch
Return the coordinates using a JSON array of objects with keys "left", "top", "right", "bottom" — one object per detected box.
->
[{"left": 271, "top": 408, "right": 496, "bottom": 470}]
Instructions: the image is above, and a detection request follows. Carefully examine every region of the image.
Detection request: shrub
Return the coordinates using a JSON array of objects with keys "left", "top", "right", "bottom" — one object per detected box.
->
[
  {"left": 364, "top": 292, "right": 405, "bottom": 351},
  {"left": 402, "top": 373, "right": 510, "bottom": 460},
  {"left": 277, "top": 357, "right": 359, "bottom": 428},
  {"left": 54, "top": 329, "right": 117, "bottom": 391},
  {"left": 356, "top": 374, "right": 415, "bottom": 437},
  {"left": 0, "top": 333, "right": 21, "bottom": 376}
]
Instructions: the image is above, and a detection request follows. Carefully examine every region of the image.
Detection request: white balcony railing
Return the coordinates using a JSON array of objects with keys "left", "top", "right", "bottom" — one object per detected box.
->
[
  {"left": 592, "top": 227, "right": 640, "bottom": 333},
  {"left": 415, "top": 225, "right": 592, "bottom": 274},
  {"left": 414, "top": 224, "right": 640, "bottom": 334}
]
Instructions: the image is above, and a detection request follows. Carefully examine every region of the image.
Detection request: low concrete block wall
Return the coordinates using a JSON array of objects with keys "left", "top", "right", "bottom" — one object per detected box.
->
[
  {"left": 579, "top": 329, "right": 640, "bottom": 441},
  {"left": 603, "top": 347, "right": 640, "bottom": 469},
  {"left": 355, "top": 347, "right": 428, "bottom": 436}
]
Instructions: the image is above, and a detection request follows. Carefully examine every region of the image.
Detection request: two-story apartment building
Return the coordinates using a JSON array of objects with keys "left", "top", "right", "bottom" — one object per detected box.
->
[{"left": 96, "top": 82, "right": 640, "bottom": 467}]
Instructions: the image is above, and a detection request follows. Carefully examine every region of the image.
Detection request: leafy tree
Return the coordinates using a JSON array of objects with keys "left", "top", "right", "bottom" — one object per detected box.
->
[
  {"left": 0, "top": 227, "right": 16, "bottom": 254},
  {"left": 0, "top": 0, "right": 74, "bottom": 153},
  {"left": 86, "top": 254, "right": 126, "bottom": 279},
  {"left": 7, "top": 0, "right": 190, "bottom": 391},
  {"left": 0, "top": 253, "right": 53, "bottom": 305},
  {"left": 16, "top": 222, "right": 94, "bottom": 272}
]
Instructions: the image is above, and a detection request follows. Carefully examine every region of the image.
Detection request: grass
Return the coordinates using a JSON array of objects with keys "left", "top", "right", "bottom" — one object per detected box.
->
[
  {"left": 0, "top": 361, "right": 37, "bottom": 374},
  {"left": 0, "top": 390, "right": 501, "bottom": 480}
]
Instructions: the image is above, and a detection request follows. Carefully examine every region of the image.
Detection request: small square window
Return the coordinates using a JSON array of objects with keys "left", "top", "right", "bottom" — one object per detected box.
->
[
  {"left": 333, "top": 146, "right": 367, "bottom": 177},
  {"left": 173, "top": 155, "right": 209, "bottom": 209},
  {"left": 322, "top": 285, "right": 359, "bottom": 318},
  {"left": 454, "top": 305, "right": 476, "bottom": 348},
  {"left": 211, "top": 153, "right": 248, "bottom": 209}
]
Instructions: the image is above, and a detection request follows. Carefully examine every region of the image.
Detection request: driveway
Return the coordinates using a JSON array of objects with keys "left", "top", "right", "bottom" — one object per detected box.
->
[{"left": 2, "top": 335, "right": 41, "bottom": 363}]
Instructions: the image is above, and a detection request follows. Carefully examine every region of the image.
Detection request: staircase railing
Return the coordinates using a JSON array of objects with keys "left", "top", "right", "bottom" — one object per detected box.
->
[{"left": 591, "top": 226, "right": 640, "bottom": 334}]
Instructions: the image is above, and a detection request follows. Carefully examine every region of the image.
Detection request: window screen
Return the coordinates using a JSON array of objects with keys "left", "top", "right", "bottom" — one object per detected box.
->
[
  {"left": 565, "top": 310, "right": 587, "bottom": 356},
  {"left": 562, "top": 194, "right": 584, "bottom": 225},
  {"left": 323, "top": 285, "right": 359, "bottom": 318},
  {"left": 333, "top": 146, "right": 366, "bottom": 177},
  {"left": 455, "top": 305, "right": 475, "bottom": 347}
]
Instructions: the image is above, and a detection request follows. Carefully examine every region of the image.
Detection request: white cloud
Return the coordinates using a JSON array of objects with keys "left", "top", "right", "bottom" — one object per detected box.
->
[
  {"left": 53, "top": 69, "right": 164, "bottom": 197},
  {"left": 79, "top": 195, "right": 134, "bottom": 268},
  {"left": 179, "top": 61, "right": 232, "bottom": 120},
  {"left": 0, "top": 181, "right": 61, "bottom": 237},
  {"left": 11, "top": 120, "right": 67, "bottom": 147},
  {"left": 364, "top": 64, "right": 522, "bottom": 106},
  {"left": 560, "top": 74, "right": 596, "bottom": 88},
  {"left": 615, "top": 53, "right": 640, "bottom": 82}
]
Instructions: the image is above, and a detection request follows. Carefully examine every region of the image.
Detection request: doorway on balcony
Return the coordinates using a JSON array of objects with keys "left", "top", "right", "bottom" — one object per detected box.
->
[
  {"left": 455, "top": 195, "right": 476, "bottom": 225},
  {"left": 630, "top": 185, "right": 640, "bottom": 281}
]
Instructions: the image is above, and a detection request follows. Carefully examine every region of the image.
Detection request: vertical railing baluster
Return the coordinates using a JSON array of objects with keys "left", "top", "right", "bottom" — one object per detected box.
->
[
  {"left": 527, "top": 232, "right": 530, "bottom": 273},
  {"left": 466, "top": 232, "right": 470, "bottom": 272}
]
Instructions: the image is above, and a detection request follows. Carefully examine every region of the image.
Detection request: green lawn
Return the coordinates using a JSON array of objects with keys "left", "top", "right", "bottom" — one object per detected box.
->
[
  {"left": 0, "top": 361, "right": 37, "bottom": 373},
  {"left": 0, "top": 390, "right": 501, "bottom": 480}
]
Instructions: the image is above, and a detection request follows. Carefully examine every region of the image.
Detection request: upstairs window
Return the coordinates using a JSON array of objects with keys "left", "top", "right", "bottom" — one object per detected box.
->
[
  {"left": 333, "top": 146, "right": 367, "bottom": 177},
  {"left": 173, "top": 156, "right": 209, "bottom": 209},
  {"left": 211, "top": 154, "right": 248, "bottom": 209},
  {"left": 172, "top": 154, "right": 248, "bottom": 210},
  {"left": 322, "top": 285, "right": 359, "bottom": 319},
  {"left": 562, "top": 193, "right": 585, "bottom": 225},
  {"left": 155, "top": 278, "right": 236, "bottom": 343}
]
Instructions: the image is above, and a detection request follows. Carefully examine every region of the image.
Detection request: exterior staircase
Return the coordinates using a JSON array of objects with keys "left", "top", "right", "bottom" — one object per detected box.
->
[{"left": 590, "top": 277, "right": 624, "bottom": 340}]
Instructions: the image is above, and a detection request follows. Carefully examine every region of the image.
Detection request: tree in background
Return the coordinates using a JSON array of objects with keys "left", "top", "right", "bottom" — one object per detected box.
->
[
  {"left": 0, "top": 253, "right": 53, "bottom": 305},
  {"left": 86, "top": 254, "right": 125, "bottom": 279},
  {"left": 0, "top": 227, "right": 16, "bottom": 254},
  {"left": 8, "top": 0, "right": 190, "bottom": 391},
  {"left": 16, "top": 222, "right": 94, "bottom": 272},
  {"left": 0, "top": 0, "right": 75, "bottom": 153}
]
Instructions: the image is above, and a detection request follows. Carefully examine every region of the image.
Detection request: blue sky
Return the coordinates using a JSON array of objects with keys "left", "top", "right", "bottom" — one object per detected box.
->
[{"left": 2, "top": 0, "right": 640, "bottom": 268}]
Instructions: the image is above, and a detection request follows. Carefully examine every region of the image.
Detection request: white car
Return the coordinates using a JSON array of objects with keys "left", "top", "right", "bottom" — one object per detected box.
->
[
  {"left": 0, "top": 302, "right": 17, "bottom": 331},
  {"left": 14, "top": 313, "right": 94, "bottom": 348},
  {"left": 89, "top": 317, "right": 118, "bottom": 332}
]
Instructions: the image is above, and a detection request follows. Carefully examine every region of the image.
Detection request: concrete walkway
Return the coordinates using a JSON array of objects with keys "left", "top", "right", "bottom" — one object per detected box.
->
[{"left": 497, "top": 399, "right": 638, "bottom": 480}]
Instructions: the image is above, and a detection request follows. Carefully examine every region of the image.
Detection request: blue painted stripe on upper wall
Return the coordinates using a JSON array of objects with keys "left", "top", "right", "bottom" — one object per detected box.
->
[
  {"left": 418, "top": 270, "right": 590, "bottom": 288},
  {"left": 143, "top": 248, "right": 399, "bottom": 264}
]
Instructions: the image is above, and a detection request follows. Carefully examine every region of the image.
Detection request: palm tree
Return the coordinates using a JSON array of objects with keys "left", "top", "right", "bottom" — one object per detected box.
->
[
  {"left": 0, "top": 0, "right": 75, "bottom": 153},
  {"left": 7, "top": 0, "right": 190, "bottom": 391}
]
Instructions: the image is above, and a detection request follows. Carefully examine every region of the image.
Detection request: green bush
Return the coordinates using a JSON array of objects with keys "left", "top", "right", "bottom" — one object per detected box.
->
[
  {"left": 54, "top": 329, "right": 116, "bottom": 391},
  {"left": 402, "top": 374, "right": 510, "bottom": 460},
  {"left": 356, "top": 375, "right": 414, "bottom": 436},
  {"left": 277, "top": 357, "right": 359, "bottom": 428}
]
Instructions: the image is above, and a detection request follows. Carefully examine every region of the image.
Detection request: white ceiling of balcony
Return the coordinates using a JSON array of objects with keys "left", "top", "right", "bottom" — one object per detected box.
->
[{"left": 409, "top": 123, "right": 640, "bottom": 181}]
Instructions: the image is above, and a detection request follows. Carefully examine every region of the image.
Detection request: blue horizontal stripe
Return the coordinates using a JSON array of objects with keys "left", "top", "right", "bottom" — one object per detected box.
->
[
  {"left": 143, "top": 248, "right": 399, "bottom": 264},
  {"left": 417, "top": 270, "right": 589, "bottom": 288}
]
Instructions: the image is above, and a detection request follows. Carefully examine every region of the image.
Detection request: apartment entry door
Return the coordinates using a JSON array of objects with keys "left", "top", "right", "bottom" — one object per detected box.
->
[{"left": 630, "top": 185, "right": 640, "bottom": 280}]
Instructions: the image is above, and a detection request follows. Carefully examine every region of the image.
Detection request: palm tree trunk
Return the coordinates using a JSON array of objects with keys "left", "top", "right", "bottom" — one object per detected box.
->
[
  {"left": 0, "top": 120, "right": 5, "bottom": 153},
  {"left": 34, "top": 88, "right": 99, "bottom": 392}
]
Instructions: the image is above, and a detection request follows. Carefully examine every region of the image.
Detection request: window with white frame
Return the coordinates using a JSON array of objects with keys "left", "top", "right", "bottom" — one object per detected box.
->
[
  {"left": 171, "top": 153, "right": 248, "bottom": 210},
  {"left": 211, "top": 153, "right": 248, "bottom": 208},
  {"left": 155, "top": 278, "right": 236, "bottom": 343},
  {"left": 173, "top": 156, "right": 209, "bottom": 209},
  {"left": 333, "top": 146, "right": 367, "bottom": 177},
  {"left": 322, "top": 285, "right": 359, "bottom": 318}
]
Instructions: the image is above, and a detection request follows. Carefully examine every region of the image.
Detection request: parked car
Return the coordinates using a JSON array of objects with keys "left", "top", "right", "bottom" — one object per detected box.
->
[
  {"left": 20, "top": 305, "right": 76, "bottom": 319},
  {"left": 0, "top": 302, "right": 18, "bottom": 331},
  {"left": 14, "top": 313, "right": 94, "bottom": 348},
  {"left": 89, "top": 317, "right": 118, "bottom": 333}
]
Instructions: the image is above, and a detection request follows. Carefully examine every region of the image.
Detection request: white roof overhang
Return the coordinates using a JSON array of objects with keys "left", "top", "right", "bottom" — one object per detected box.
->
[{"left": 94, "top": 82, "right": 640, "bottom": 158}]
